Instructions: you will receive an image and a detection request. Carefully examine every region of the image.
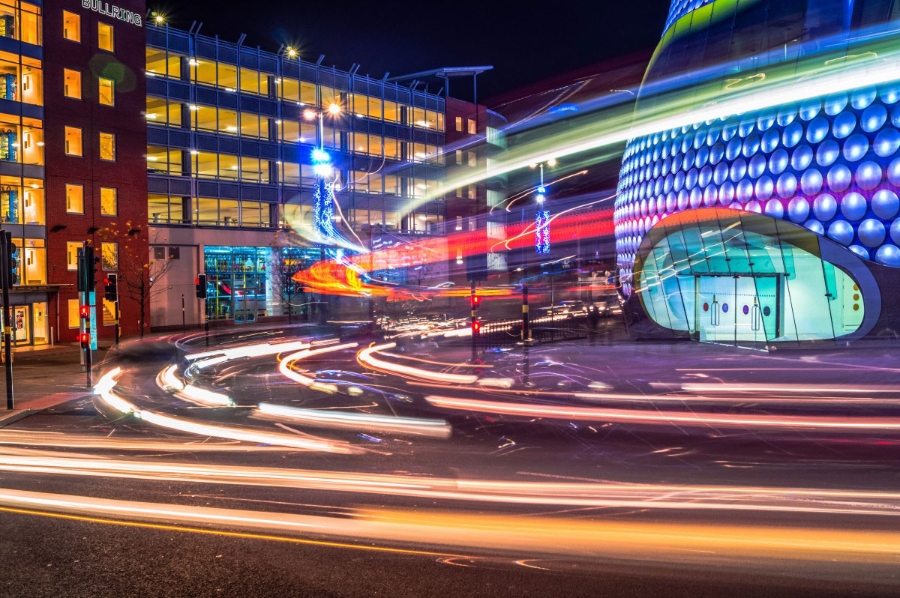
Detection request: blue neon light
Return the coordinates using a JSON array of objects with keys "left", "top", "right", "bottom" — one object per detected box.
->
[{"left": 535, "top": 210, "right": 551, "bottom": 254}]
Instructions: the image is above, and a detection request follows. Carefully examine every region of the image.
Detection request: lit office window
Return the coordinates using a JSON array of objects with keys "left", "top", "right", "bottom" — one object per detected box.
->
[
  {"left": 65, "top": 183, "right": 83, "bottom": 213},
  {"left": 63, "top": 11, "right": 80, "bottom": 42},
  {"left": 66, "top": 242, "right": 80, "bottom": 270},
  {"left": 384, "top": 101, "right": 401, "bottom": 123},
  {"left": 100, "top": 187, "right": 117, "bottom": 216},
  {"left": 467, "top": 119, "right": 477, "bottom": 134},
  {"left": 64, "top": 126, "right": 82, "bottom": 156},
  {"left": 98, "top": 22, "right": 113, "bottom": 52},
  {"left": 101, "top": 242, "right": 117, "bottom": 270},
  {"left": 98, "top": 77, "right": 114, "bottom": 106},
  {"left": 455, "top": 116, "right": 463, "bottom": 132},
  {"left": 99, "top": 132, "right": 116, "bottom": 161},
  {"left": 64, "top": 69, "right": 81, "bottom": 99},
  {"left": 68, "top": 299, "right": 79, "bottom": 328}
]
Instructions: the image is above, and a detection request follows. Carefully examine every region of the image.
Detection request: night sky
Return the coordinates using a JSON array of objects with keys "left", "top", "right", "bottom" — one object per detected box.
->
[{"left": 151, "top": 1, "right": 671, "bottom": 104}]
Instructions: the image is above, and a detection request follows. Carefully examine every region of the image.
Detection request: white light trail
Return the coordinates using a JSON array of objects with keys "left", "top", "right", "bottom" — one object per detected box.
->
[{"left": 255, "top": 403, "right": 452, "bottom": 439}]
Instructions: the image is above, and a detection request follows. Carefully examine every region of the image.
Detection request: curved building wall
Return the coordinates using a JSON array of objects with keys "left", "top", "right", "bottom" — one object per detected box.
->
[{"left": 616, "top": 0, "right": 900, "bottom": 343}]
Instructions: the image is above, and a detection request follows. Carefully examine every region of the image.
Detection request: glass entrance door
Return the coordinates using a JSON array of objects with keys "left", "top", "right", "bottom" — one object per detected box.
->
[{"left": 695, "top": 275, "right": 779, "bottom": 348}]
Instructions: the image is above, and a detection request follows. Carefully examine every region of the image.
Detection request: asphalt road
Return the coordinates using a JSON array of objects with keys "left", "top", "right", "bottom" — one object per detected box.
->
[{"left": 2, "top": 324, "right": 900, "bottom": 596}]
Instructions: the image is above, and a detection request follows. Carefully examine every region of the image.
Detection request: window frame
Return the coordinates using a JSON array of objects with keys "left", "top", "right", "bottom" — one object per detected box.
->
[
  {"left": 101, "top": 242, "right": 118, "bottom": 271},
  {"left": 63, "top": 69, "right": 82, "bottom": 100},
  {"left": 65, "top": 183, "right": 84, "bottom": 214},
  {"left": 62, "top": 11, "right": 80, "bottom": 43},
  {"left": 98, "top": 77, "right": 115, "bottom": 106},
  {"left": 100, "top": 187, "right": 117, "bottom": 216},
  {"left": 99, "top": 131, "right": 116, "bottom": 162},
  {"left": 64, "top": 126, "right": 83, "bottom": 157},
  {"left": 97, "top": 21, "right": 114, "bottom": 52}
]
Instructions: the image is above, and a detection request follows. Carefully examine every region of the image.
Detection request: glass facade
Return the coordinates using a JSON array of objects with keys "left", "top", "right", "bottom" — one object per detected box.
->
[
  {"left": 145, "top": 24, "right": 447, "bottom": 238},
  {"left": 636, "top": 208, "right": 864, "bottom": 348}
]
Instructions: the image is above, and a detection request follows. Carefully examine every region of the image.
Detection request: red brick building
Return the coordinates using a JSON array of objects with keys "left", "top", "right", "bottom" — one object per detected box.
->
[{"left": 43, "top": 0, "right": 148, "bottom": 343}]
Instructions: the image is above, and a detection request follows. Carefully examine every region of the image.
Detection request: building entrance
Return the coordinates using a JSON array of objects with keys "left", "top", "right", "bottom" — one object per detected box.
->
[{"left": 694, "top": 275, "right": 780, "bottom": 348}]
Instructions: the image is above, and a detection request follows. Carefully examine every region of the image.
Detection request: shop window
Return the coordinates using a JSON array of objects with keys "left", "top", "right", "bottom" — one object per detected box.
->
[
  {"left": 98, "top": 77, "right": 114, "bottom": 106},
  {"left": 98, "top": 22, "right": 113, "bottom": 52},
  {"left": 65, "top": 183, "right": 83, "bottom": 213},
  {"left": 101, "top": 242, "right": 117, "bottom": 270},
  {"left": 100, "top": 187, "right": 116, "bottom": 216},
  {"left": 66, "top": 241, "right": 80, "bottom": 270},
  {"left": 63, "top": 11, "right": 80, "bottom": 42},
  {"left": 99, "top": 132, "right": 115, "bottom": 161},
  {"left": 64, "top": 69, "right": 81, "bottom": 99},
  {"left": 65, "top": 126, "right": 82, "bottom": 156}
]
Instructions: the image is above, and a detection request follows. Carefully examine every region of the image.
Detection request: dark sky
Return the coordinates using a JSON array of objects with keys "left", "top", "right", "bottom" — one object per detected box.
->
[{"left": 154, "top": 0, "right": 671, "bottom": 103}]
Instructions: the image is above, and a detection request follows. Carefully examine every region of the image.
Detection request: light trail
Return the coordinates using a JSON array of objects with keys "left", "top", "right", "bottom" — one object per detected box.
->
[
  {"left": 357, "top": 343, "right": 478, "bottom": 385},
  {"left": 3, "top": 451, "right": 900, "bottom": 516},
  {"left": 424, "top": 395, "right": 900, "bottom": 431},
  {"left": 94, "top": 369, "right": 360, "bottom": 454},
  {"left": 254, "top": 403, "right": 452, "bottom": 439},
  {"left": 2, "top": 487, "right": 900, "bottom": 570},
  {"left": 680, "top": 383, "right": 900, "bottom": 396},
  {"left": 278, "top": 342, "right": 360, "bottom": 387},
  {"left": 157, "top": 364, "right": 234, "bottom": 407}
]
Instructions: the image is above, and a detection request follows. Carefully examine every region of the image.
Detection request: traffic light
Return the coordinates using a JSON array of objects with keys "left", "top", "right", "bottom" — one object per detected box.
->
[
  {"left": 472, "top": 321, "right": 481, "bottom": 334},
  {"left": 79, "top": 332, "right": 90, "bottom": 349},
  {"left": 78, "top": 246, "right": 98, "bottom": 292},
  {"left": 470, "top": 295, "right": 481, "bottom": 309},
  {"left": 6, "top": 236, "right": 17, "bottom": 286},
  {"left": 104, "top": 274, "right": 118, "bottom": 302},
  {"left": 79, "top": 305, "right": 90, "bottom": 320},
  {"left": 195, "top": 274, "right": 207, "bottom": 299}
]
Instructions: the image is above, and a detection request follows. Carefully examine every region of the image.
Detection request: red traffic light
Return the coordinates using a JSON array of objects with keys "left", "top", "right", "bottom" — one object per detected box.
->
[
  {"left": 472, "top": 321, "right": 481, "bottom": 332},
  {"left": 79, "top": 305, "right": 90, "bottom": 318},
  {"left": 194, "top": 278, "right": 200, "bottom": 285},
  {"left": 471, "top": 295, "right": 481, "bottom": 307},
  {"left": 79, "top": 332, "right": 90, "bottom": 348}
]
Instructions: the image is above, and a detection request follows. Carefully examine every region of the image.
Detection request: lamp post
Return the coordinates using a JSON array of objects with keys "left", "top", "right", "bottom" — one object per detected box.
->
[{"left": 303, "top": 103, "right": 341, "bottom": 323}]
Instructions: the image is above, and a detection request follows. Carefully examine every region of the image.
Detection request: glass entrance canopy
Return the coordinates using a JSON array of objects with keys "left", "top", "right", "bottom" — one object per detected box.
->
[{"left": 634, "top": 208, "right": 866, "bottom": 349}]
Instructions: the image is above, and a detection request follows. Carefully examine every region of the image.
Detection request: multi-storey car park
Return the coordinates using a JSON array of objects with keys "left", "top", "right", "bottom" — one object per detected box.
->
[
  {"left": 144, "top": 23, "right": 468, "bottom": 329},
  {"left": 616, "top": 0, "right": 900, "bottom": 349}
]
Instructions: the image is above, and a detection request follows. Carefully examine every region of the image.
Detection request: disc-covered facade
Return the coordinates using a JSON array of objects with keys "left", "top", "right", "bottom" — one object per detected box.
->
[{"left": 616, "top": 0, "right": 900, "bottom": 347}]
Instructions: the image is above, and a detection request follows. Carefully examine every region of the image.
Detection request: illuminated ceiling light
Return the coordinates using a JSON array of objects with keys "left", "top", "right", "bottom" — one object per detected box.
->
[
  {"left": 188, "top": 104, "right": 199, "bottom": 111},
  {"left": 327, "top": 103, "right": 341, "bottom": 115},
  {"left": 190, "top": 150, "right": 198, "bottom": 155},
  {"left": 274, "top": 78, "right": 282, "bottom": 84},
  {"left": 146, "top": 113, "right": 157, "bottom": 119},
  {"left": 225, "top": 125, "right": 237, "bottom": 131},
  {"left": 416, "top": 183, "right": 427, "bottom": 190},
  {"left": 147, "top": 156, "right": 158, "bottom": 161},
  {"left": 275, "top": 119, "right": 282, "bottom": 124},
  {"left": 29, "top": 183, "right": 39, "bottom": 188},
  {"left": 303, "top": 109, "right": 317, "bottom": 120},
  {"left": 188, "top": 58, "right": 199, "bottom": 66}
]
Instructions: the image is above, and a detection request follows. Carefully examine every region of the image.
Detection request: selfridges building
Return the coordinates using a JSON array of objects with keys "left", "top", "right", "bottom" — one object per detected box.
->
[{"left": 616, "top": 0, "right": 900, "bottom": 348}]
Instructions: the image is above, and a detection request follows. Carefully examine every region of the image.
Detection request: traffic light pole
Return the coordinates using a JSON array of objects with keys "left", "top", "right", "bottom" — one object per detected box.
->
[
  {"left": 470, "top": 281, "right": 476, "bottom": 361},
  {"left": 1, "top": 231, "right": 13, "bottom": 409}
]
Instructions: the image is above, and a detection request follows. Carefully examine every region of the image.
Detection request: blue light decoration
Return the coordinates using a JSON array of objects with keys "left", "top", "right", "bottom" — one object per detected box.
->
[
  {"left": 313, "top": 180, "right": 335, "bottom": 238},
  {"left": 535, "top": 210, "right": 551, "bottom": 254}
]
